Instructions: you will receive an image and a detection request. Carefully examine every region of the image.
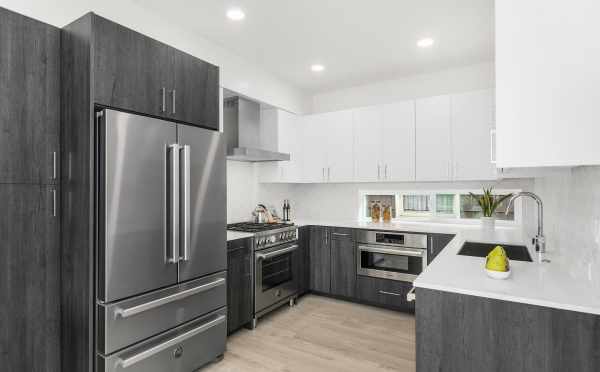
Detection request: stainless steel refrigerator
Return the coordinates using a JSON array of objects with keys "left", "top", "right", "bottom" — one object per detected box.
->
[{"left": 95, "top": 109, "right": 227, "bottom": 372}]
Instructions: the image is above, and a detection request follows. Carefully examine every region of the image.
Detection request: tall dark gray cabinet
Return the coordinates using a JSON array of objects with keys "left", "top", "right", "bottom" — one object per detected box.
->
[
  {"left": 61, "top": 13, "right": 222, "bottom": 372},
  {"left": 0, "top": 7, "right": 61, "bottom": 372}
]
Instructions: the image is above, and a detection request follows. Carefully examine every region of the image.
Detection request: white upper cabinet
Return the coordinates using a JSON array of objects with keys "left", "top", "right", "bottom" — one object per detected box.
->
[
  {"left": 415, "top": 95, "right": 452, "bottom": 181},
  {"left": 301, "top": 114, "right": 328, "bottom": 182},
  {"left": 382, "top": 101, "right": 415, "bottom": 181},
  {"left": 258, "top": 109, "right": 303, "bottom": 183},
  {"left": 451, "top": 90, "right": 496, "bottom": 181},
  {"left": 496, "top": 0, "right": 600, "bottom": 167},
  {"left": 325, "top": 110, "right": 354, "bottom": 182},
  {"left": 354, "top": 106, "right": 383, "bottom": 182}
]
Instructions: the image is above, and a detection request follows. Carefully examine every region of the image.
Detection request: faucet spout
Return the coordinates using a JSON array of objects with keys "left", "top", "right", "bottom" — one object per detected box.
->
[{"left": 506, "top": 192, "right": 545, "bottom": 254}]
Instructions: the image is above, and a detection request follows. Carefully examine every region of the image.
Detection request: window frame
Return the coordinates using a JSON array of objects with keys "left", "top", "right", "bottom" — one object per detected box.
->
[{"left": 358, "top": 188, "right": 523, "bottom": 226}]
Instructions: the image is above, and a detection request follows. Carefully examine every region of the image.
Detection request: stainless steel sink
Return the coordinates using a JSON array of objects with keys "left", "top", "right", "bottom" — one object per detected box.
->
[{"left": 457, "top": 241, "right": 532, "bottom": 262}]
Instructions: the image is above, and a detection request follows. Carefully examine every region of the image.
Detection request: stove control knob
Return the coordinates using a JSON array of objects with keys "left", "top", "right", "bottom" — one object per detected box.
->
[{"left": 271, "top": 236, "right": 277, "bottom": 243}]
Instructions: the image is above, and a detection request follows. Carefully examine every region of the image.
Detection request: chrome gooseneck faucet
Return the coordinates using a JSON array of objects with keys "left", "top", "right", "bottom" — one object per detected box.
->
[{"left": 506, "top": 192, "right": 545, "bottom": 254}]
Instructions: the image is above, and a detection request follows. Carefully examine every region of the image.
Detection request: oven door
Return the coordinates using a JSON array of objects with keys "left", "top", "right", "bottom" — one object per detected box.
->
[
  {"left": 357, "top": 244, "right": 427, "bottom": 282},
  {"left": 254, "top": 242, "right": 299, "bottom": 313}
]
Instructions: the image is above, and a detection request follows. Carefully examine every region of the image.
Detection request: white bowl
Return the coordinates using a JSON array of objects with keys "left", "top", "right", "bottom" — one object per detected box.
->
[{"left": 485, "top": 268, "right": 511, "bottom": 280}]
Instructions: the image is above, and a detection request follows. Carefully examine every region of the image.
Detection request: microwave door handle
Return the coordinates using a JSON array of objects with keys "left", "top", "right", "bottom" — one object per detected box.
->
[
  {"left": 256, "top": 244, "right": 299, "bottom": 260},
  {"left": 115, "top": 314, "right": 226, "bottom": 369},
  {"left": 359, "top": 245, "right": 424, "bottom": 257},
  {"left": 180, "top": 145, "right": 191, "bottom": 261}
]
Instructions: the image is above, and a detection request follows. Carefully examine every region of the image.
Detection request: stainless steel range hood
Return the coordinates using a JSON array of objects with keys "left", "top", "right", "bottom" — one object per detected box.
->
[{"left": 224, "top": 96, "right": 290, "bottom": 162}]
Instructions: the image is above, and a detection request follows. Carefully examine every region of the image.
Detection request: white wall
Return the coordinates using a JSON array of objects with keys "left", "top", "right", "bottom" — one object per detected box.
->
[
  {"left": 311, "top": 62, "right": 494, "bottom": 113},
  {"left": 0, "top": 0, "right": 311, "bottom": 114},
  {"left": 532, "top": 167, "right": 600, "bottom": 271},
  {"left": 227, "top": 161, "right": 259, "bottom": 223}
]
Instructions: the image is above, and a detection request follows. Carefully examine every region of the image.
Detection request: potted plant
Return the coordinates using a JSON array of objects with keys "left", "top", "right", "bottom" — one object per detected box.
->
[{"left": 469, "top": 188, "right": 512, "bottom": 230}]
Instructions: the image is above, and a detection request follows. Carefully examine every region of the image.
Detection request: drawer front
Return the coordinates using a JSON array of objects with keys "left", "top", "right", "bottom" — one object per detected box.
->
[
  {"left": 329, "top": 227, "right": 354, "bottom": 240},
  {"left": 356, "top": 276, "right": 414, "bottom": 311},
  {"left": 97, "top": 307, "right": 226, "bottom": 372},
  {"left": 98, "top": 271, "right": 226, "bottom": 355}
]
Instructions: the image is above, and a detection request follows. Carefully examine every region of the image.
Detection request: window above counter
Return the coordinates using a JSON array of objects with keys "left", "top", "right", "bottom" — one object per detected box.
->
[{"left": 359, "top": 189, "right": 521, "bottom": 225}]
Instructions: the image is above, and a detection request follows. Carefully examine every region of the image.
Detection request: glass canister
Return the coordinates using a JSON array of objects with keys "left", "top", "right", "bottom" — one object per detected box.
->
[
  {"left": 371, "top": 200, "right": 381, "bottom": 222},
  {"left": 382, "top": 203, "right": 392, "bottom": 222}
]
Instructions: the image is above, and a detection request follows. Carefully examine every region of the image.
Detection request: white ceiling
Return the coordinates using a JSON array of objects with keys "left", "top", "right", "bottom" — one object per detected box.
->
[{"left": 134, "top": 0, "right": 495, "bottom": 94}]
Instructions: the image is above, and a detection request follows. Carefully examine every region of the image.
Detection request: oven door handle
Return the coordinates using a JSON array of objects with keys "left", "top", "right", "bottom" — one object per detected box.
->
[
  {"left": 256, "top": 244, "right": 299, "bottom": 260},
  {"left": 358, "top": 245, "right": 424, "bottom": 257}
]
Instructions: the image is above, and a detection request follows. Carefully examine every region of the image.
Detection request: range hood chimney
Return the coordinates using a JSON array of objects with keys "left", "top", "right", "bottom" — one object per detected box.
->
[{"left": 224, "top": 96, "right": 290, "bottom": 162}]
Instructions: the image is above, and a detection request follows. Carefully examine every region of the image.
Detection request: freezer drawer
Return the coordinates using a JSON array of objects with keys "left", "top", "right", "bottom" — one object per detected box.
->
[
  {"left": 97, "top": 307, "right": 226, "bottom": 372},
  {"left": 98, "top": 272, "right": 226, "bottom": 355}
]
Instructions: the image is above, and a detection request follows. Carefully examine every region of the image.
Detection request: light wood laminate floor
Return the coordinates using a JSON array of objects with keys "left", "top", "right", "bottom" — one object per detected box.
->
[{"left": 204, "top": 295, "right": 416, "bottom": 372}]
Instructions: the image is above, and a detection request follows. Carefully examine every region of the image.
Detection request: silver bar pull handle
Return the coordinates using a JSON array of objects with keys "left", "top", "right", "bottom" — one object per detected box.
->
[
  {"left": 115, "top": 314, "right": 226, "bottom": 369},
  {"left": 328, "top": 167, "right": 331, "bottom": 181},
  {"left": 331, "top": 232, "right": 350, "bottom": 237},
  {"left": 52, "top": 151, "right": 57, "bottom": 180},
  {"left": 490, "top": 128, "right": 497, "bottom": 164},
  {"left": 114, "top": 277, "right": 226, "bottom": 319},
  {"left": 168, "top": 144, "right": 180, "bottom": 264},
  {"left": 359, "top": 245, "right": 424, "bottom": 257},
  {"left": 180, "top": 145, "right": 190, "bottom": 261},
  {"left": 51, "top": 189, "right": 56, "bottom": 217},
  {"left": 171, "top": 89, "right": 176, "bottom": 114},
  {"left": 161, "top": 87, "right": 167, "bottom": 112},
  {"left": 256, "top": 244, "right": 299, "bottom": 260},
  {"left": 379, "top": 290, "right": 402, "bottom": 297},
  {"left": 377, "top": 164, "right": 381, "bottom": 180}
]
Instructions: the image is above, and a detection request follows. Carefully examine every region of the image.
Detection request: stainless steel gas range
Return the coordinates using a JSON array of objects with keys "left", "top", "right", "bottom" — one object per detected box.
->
[{"left": 227, "top": 223, "right": 299, "bottom": 328}]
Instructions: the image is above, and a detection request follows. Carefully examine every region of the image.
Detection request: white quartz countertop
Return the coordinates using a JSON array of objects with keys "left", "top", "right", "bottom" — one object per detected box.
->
[
  {"left": 294, "top": 218, "right": 600, "bottom": 315},
  {"left": 227, "top": 231, "right": 255, "bottom": 242}
]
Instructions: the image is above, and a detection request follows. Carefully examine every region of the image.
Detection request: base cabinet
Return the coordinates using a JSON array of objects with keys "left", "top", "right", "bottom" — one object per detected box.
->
[
  {"left": 356, "top": 276, "right": 414, "bottom": 312},
  {"left": 416, "top": 288, "right": 600, "bottom": 372},
  {"left": 226, "top": 238, "right": 253, "bottom": 334},
  {"left": 428, "top": 233, "right": 455, "bottom": 264},
  {"left": 309, "top": 226, "right": 331, "bottom": 293},
  {"left": 330, "top": 228, "right": 356, "bottom": 298},
  {"left": 297, "top": 226, "right": 311, "bottom": 294}
]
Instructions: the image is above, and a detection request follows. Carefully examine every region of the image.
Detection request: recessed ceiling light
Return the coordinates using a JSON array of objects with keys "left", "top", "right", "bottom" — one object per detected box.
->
[
  {"left": 311, "top": 64, "right": 325, "bottom": 72},
  {"left": 226, "top": 8, "right": 245, "bottom": 21},
  {"left": 417, "top": 38, "right": 434, "bottom": 48}
]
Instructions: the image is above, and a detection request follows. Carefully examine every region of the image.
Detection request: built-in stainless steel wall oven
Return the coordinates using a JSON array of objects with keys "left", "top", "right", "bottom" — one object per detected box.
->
[{"left": 356, "top": 230, "right": 428, "bottom": 282}]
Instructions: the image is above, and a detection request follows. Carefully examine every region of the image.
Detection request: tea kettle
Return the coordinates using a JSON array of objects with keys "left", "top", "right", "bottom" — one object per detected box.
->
[{"left": 253, "top": 204, "right": 269, "bottom": 223}]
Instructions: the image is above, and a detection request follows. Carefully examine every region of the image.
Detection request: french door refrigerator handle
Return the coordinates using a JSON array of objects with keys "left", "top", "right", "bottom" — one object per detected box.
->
[
  {"left": 167, "top": 144, "right": 180, "bottom": 264},
  {"left": 180, "top": 145, "right": 191, "bottom": 261},
  {"left": 115, "top": 314, "right": 226, "bottom": 369}
]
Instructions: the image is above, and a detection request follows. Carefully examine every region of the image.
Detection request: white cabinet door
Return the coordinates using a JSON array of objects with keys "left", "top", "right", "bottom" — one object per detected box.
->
[
  {"left": 278, "top": 110, "right": 303, "bottom": 182},
  {"left": 415, "top": 95, "right": 451, "bottom": 181},
  {"left": 325, "top": 110, "right": 354, "bottom": 182},
  {"left": 496, "top": 0, "right": 600, "bottom": 167},
  {"left": 301, "top": 114, "right": 328, "bottom": 182},
  {"left": 353, "top": 106, "right": 383, "bottom": 182},
  {"left": 382, "top": 101, "right": 415, "bottom": 181},
  {"left": 451, "top": 90, "right": 496, "bottom": 181}
]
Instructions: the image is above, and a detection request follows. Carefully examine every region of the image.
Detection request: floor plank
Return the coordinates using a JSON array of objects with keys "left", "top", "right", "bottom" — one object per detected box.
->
[{"left": 203, "top": 294, "right": 416, "bottom": 372}]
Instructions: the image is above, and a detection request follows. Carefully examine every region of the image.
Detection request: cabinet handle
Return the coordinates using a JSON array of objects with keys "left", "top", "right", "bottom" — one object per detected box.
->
[
  {"left": 379, "top": 290, "right": 402, "bottom": 297},
  {"left": 377, "top": 165, "right": 381, "bottom": 180},
  {"left": 52, "top": 151, "right": 57, "bottom": 180},
  {"left": 51, "top": 189, "right": 56, "bottom": 217},
  {"left": 161, "top": 87, "right": 166, "bottom": 112},
  {"left": 322, "top": 167, "right": 325, "bottom": 181},
  {"left": 490, "top": 129, "right": 496, "bottom": 164},
  {"left": 328, "top": 167, "right": 331, "bottom": 181},
  {"left": 384, "top": 164, "right": 388, "bottom": 179},
  {"left": 171, "top": 89, "right": 176, "bottom": 114},
  {"left": 331, "top": 232, "right": 350, "bottom": 237}
]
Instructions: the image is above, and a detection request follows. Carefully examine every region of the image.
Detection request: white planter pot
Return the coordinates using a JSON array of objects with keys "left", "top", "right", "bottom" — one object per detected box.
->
[{"left": 481, "top": 216, "right": 496, "bottom": 231}]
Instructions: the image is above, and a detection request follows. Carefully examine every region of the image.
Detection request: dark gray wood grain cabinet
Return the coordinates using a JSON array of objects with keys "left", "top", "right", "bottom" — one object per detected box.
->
[
  {"left": 428, "top": 233, "right": 455, "bottom": 264},
  {"left": 227, "top": 238, "right": 253, "bottom": 334},
  {"left": 93, "top": 14, "right": 219, "bottom": 129},
  {"left": 329, "top": 227, "right": 356, "bottom": 298},
  {"left": 309, "top": 226, "right": 331, "bottom": 293},
  {"left": 416, "top": 288, "right": 600, "bottom": 372},
  {"left": 357, "top": 276, "right": 414, "bottom": 312},
  {"left": 0, "top": 7, "right": 60, "bottom": 184},
  {"left": 0, "top": 184, "right": 60, "bottom": 372},
  {"left": 297, "top": 226, "right": 311, "bottom": 294}
]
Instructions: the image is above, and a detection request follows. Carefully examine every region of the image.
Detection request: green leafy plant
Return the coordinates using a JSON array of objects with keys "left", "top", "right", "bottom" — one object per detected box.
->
[{"left": 469, "top": 187, "right": 512, "bottom": 218}]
